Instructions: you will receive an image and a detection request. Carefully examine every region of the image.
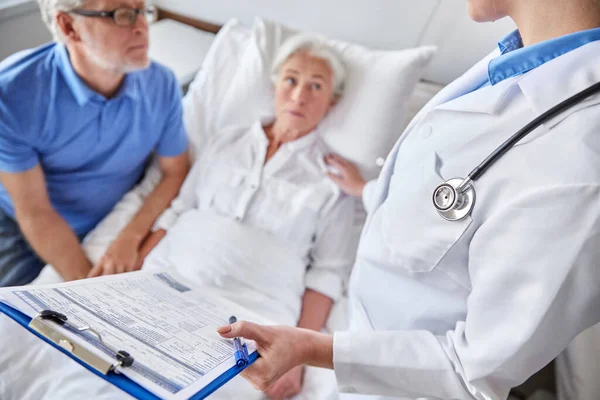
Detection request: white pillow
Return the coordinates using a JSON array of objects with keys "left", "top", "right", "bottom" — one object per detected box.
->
[{"left": 191, "top": 17, "right": 436, "bottom": 179}]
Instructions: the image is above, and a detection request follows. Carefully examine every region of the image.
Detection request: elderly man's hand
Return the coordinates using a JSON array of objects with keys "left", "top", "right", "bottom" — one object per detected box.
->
[
  {"left": 88, "top": 234, "right": 142, "bottom": 278},
  {"left": 217, "top": 322, "right": 312, "bottom": 393},
  {"left": 324, "top": 153, "right": 366, "bottom": 198},
  {"left": 265, "top": 365, "right": 305, "bottom": 400}
]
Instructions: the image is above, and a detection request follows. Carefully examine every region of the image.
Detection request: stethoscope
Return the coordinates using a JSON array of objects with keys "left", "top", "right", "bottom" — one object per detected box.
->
[{"left": 433, "top": 81, "right": 600, "bottom": 221}]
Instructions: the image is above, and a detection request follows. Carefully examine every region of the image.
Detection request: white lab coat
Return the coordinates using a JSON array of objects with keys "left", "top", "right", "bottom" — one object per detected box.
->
[{"left": 333, "top": 41, "right": 600, "bottom": 400}]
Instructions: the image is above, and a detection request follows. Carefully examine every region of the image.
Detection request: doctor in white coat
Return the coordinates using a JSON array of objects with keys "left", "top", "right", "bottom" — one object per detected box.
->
[{"left": 218, "top": 0, "right": 600, "bottom": 399}]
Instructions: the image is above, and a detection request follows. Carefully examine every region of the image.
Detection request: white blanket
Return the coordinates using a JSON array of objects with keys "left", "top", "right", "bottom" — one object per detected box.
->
[
  {"left": 143, "top": 209, "right": 308, "bottom": 325},
  {"left": 0, "top": 205, "right": 342, "bottom": 399}
]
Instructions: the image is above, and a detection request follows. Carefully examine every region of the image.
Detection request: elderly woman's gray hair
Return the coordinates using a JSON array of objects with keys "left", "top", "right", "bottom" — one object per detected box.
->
[
  {"left": 271, "top": 35, "right": 347, "bottom": 98},
  {"left": 37, "top": 0, "right": 86, "bottom": 42}
]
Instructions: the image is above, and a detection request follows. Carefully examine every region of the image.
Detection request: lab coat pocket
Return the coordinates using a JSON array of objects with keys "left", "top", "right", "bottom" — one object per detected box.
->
[{"left": 381, "top": 152, "right": 472, "bottom": 273}]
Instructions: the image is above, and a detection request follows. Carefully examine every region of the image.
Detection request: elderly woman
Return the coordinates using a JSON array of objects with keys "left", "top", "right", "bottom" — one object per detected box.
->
[
  {"left": 0, "top": 35, "right": 356, "bottom": 400},
  {"left": 136, "top": 34, "right": 356, "bottom": 398}
]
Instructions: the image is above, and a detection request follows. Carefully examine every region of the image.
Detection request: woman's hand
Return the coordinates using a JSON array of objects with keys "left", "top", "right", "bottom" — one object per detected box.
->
[
  {"left": 87, "top": 233, "right": 142, "bottom": 278},
  {"left": 324, "top": 154, "right": 366, "bottom": 197},
  {"left": 136, "top": 229, "right": 166, "bottom": 269},
  {"left": 265, "top": 365, "right": 305, "bottom": 400},
  {"left": 217, "top": 322, "right": 314, "bottom": 392}
]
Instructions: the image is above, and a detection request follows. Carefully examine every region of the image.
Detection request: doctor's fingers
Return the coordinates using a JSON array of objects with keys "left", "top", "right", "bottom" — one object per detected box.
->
[
  {"left": 218, "top": 320, "right": 269, "bottom": 343},
  {"left": 218, "top": 322, "right": 309, "bottom": 364}
]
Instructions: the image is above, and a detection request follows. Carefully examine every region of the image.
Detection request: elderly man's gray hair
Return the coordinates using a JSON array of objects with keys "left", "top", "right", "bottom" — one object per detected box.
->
[
  {"left": 271, "top": 35, "right": 347, "bottom": 98},
  {"left": 37, "top": 0, "right": 86, "bottom": 42}
]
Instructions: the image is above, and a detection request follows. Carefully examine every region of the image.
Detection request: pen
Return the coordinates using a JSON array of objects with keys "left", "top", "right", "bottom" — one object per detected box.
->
[{"left": 229, "top": 316, "right": 249, "bottom": 367}]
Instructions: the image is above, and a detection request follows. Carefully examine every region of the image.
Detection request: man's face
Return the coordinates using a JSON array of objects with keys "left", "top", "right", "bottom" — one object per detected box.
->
[{"left": 70, "top": 0, "right": 150, "bottom": 72}]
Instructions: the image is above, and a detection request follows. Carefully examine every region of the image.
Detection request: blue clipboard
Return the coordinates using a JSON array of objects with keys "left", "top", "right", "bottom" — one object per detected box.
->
[{"left": 0, "top": 301, "right": 259, "bottom": 399}]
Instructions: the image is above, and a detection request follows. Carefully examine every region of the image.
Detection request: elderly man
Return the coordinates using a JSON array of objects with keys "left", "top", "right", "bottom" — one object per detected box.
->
[{"left": 0, "top": 0, "right": 190, "bottom": 286}]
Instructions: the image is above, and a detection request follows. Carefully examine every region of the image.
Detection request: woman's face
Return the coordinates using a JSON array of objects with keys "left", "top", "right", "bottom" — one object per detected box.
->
[
  {"left": 466, "top": 0, "right": 507, "bottom": 22},
  {"left": 273, "top": 51, "right": 336, "bottom": 137}
]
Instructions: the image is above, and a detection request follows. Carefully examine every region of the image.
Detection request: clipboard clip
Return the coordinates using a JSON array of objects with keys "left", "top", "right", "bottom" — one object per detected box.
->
[{"left": 28, "top": 309, "right": 134, "bottom": 375}]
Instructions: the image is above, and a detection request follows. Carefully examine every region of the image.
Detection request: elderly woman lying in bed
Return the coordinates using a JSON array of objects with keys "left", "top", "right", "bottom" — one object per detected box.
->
[
  {"left": 1, "top": 35, "right": 356, "bottom": 400},
  {"left": 140, "top": 34, "right": 354, "bottom": 328},
  {"left": 138, "top": 35, "right": 354, "bottom": 399}
]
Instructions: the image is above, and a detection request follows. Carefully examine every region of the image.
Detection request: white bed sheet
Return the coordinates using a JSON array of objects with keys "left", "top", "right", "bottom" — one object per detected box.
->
[
  {"left": 2, "top": 78, "right": 443, "bottom": 400},
  {"left": 555, "top": 322, "right": 600, "bottom": 400},
  {"left": 2, "top": 14, "right": 444, "bottom": 395}
]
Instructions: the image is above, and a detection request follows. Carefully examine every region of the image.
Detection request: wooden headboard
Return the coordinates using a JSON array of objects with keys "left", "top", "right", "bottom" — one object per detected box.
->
[{"left": 156, "top": 7, "right": 221, "bottom": 34}]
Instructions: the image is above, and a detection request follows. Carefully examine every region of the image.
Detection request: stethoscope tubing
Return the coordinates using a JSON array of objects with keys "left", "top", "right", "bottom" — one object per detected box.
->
[{"left": 467, "top": 81, "right": 600, "bottom": 182}]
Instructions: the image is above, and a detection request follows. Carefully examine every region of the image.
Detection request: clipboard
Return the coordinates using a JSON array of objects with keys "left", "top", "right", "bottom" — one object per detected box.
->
[{"left": 0, "top": 301, "right": 259, "bottom": 400}]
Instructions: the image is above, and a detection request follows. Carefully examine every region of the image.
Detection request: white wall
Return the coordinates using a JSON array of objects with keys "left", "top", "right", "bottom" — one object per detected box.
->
[
  {"left": 0, "top": 0, "right": 517, "bottom": 84},
  {"left": 0, "top": 1, "right": 52, "bottom": 61},
  {"left": 153, "top": 0, "right": 516, "bottom": 84},
  {"left": 155, "top": 0, "right": 440, "bottom": 51},
  {"left": 420, "top": 1, "right": 515, "bottom": 84}
]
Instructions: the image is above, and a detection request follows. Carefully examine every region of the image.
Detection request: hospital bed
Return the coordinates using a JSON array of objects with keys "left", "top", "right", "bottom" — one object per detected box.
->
[
  {"left": 12, "top": 15, "right": 441, "bottom": 400},
  {"left": 144, "top": 10, "right": 589, "bottom": 400},
  {"left": 3, "top": 4, "right": 576, "bottom": 398}
]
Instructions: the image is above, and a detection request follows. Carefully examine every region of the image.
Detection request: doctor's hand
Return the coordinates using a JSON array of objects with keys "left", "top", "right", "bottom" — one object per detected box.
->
[
  {"left": 217, "top": 322, "right": 317, "bottom": 392},
  {"left": 324, "top": 154, "right": 366, "bottom": 198},
  {"left": 88, "top": 234, "right": 142, "bottom": 278},
  {"left": 265, "top": 365, "right": 305, "bottom": 400}
]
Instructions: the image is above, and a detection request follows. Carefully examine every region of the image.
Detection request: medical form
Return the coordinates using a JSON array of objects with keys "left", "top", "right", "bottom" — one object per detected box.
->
[{"left": 0, "top": 270, "right": 264, "bottom": 400}]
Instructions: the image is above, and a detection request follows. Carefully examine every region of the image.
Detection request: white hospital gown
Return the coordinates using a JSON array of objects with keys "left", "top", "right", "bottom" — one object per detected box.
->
[
  {"left": 146, "top": 120, "right": 357, "bottom": 324},
  {"left": 0, "top": 120, "right": 357, "bottom": 400}
]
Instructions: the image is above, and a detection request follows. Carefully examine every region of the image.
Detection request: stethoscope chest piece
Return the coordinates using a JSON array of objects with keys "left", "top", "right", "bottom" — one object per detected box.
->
[
  {"left": 432, "top": 178, "right": 475, "bottom": 221},
  {"left": 427, "top": 81, "right": 600, "bottom": 222}
]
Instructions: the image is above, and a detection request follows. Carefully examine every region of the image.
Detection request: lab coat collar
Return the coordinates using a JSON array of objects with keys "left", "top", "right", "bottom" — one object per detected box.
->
[
  {"left": 428, "top": 48, "right": 519, "bottom": 117},
  {"left": 517, "top": 40, "right": 600, "bottom": 129},
  {"left": 403, "top": 49, "right": 501, "bottom": 134},
  {"left": 419, "top": 40, "right": 600, "bottom": 125}
]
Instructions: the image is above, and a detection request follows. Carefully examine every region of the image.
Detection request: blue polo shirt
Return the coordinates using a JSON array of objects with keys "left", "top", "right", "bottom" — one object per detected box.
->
[{"left": 0, "top": 43, "right": 188, "bottom": 236}]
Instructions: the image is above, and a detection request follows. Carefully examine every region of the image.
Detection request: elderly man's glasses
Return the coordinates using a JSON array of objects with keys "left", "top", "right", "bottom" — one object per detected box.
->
[{"left": 71, "top": 6, "right": 157, "bottom": 27}]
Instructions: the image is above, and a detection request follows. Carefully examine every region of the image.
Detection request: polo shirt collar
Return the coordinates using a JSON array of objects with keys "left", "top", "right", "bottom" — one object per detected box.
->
[{"left": 54, "top": 43, "right": 139, "bottom": 105}]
